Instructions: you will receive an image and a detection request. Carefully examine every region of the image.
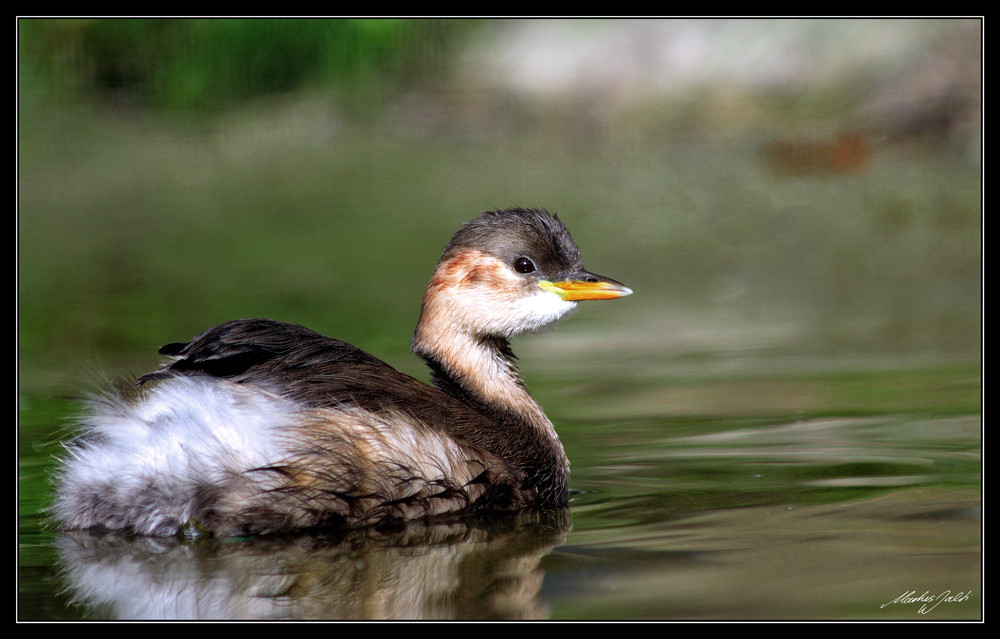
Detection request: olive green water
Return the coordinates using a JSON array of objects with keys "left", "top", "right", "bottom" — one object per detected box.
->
[{"left": 18, "top": 101, "right": 980, "bottom": 620}]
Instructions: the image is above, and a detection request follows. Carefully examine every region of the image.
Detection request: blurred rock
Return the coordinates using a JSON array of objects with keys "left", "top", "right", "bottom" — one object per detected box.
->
[{"left": 764, "top": 132, "right": 871, "bottom": 175}]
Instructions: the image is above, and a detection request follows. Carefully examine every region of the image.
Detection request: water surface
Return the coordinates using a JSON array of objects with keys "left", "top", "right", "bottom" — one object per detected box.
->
[{"left": 18, "top": 352, "right": 981, "bottom": 620}]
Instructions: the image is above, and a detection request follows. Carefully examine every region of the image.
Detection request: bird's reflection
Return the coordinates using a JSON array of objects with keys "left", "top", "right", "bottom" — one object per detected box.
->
[{"left": 55, "top": 509, "right": 570, "bottom": 620}]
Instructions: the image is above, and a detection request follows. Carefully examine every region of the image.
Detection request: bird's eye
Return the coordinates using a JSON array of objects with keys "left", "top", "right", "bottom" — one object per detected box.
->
[{"left": 513, "top": 256, "right": 536, "bottom": 274}]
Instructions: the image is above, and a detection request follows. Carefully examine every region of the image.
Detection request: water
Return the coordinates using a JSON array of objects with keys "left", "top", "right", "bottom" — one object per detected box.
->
[
  {"left": 558, "top": 416, "right": 980, "bottom": 619},
  {"left": 20, "top": 416, "right": 981, "bottom": 620},
  {"left": 18, "top": 345, "right": 981, "bottom": 620}
]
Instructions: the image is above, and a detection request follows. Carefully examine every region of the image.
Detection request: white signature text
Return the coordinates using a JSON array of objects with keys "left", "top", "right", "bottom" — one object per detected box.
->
[{"left": 881, "top": 590, "right": 972, "bottom": 614}]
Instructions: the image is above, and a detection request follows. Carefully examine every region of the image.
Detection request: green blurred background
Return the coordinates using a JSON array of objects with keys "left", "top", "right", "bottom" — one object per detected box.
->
[
  {"left": 18, "top": 16, "right": 981, "bottom": 429},
  {"left": 17, "top": 17, "right": 982, "bottom": 621}
]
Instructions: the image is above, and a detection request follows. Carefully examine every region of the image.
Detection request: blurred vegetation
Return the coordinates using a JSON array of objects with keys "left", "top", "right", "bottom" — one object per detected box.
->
[
  {"left": 17, "top": 19, "right": 981, "bottom": 379},
  {"left": 17, "top": 19, "right": 981, "bottom": 383},
  {"left": 18, "top": 18, "right": 470, "bottom": 112}
]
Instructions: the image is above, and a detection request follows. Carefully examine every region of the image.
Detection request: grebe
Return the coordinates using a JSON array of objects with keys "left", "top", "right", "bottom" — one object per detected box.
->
[{"left": 53, "top": 208, "right": 631, "bottom": 537}]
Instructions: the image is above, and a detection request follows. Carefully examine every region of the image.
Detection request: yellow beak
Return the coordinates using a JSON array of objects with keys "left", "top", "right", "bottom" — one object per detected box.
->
[{"left": 539, "top": 271, "right": 633, "bottom": 301}]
